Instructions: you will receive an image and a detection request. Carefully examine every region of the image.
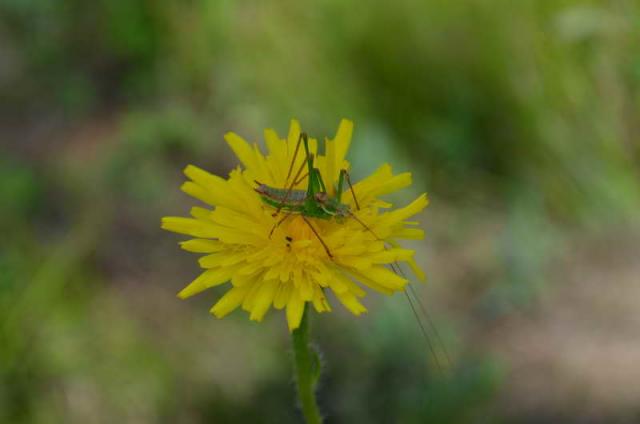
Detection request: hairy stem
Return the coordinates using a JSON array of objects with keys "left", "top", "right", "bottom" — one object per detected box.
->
[{"left": 291, "top": 304, "right": 322, "bottom": 424}]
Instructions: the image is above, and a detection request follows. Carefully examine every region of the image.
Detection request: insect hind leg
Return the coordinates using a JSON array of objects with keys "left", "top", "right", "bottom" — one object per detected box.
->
[{"left": 301, "top": 215, "right": 333, "bottom": 259}]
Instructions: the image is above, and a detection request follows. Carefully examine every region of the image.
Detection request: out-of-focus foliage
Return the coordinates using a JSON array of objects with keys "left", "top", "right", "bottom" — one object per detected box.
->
[{"left": 1, "top": 0, "right": 639, "bottom": 422}]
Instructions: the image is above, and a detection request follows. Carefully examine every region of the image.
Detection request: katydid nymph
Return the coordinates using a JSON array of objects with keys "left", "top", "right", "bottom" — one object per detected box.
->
[{"left": 254, "top": 132, "right": 369, "bottom": 258}]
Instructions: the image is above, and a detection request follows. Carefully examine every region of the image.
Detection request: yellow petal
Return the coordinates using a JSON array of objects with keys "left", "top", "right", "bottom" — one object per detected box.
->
[
  {"left": 183, "top": 165, "right": 248, "bottom": 211},
  {"left": 179, "top": 239, "right": 224, "bottom": 253},
  {"left": 377, "top": 194, "right": 429, "bottom": 226},
  {"left": 286, "top": 290, "right": 305, "bottom": 332},
  {"left": 347, "top": 269, "right": 395, "bottom": 295},
  {"left": 334, "top": 119, "right": 353, "bottom": 171},
  {"left": 210, "top": 207, "right": 266, "bottom": 239},
  {"left": 161, "top": 217, "right": 218, "bottom": 238},
  {"left": 363, "top": 265, "right": 408, "bottom": 290},
  {"left": 335, "top": 290, "right": 367, "bottom": 315},
  {"left": 299, "top": 273, "right": 314, "bottom": 301},
  {"left": 264, "top": 128, "right": 287, "bottom": 184},
  {"left": 180, "top": 181, "right": 218, "bottom": 206},
  {"left": 241, "top": 280, "right": 262, "bottom": 311},
  {"left": 376, "top": 172, "right": 413, "bottom": 197},
  {"left": 365, "top": 248, "right": 415, "bottom": 265},
  {"left": 199, "top": 252, "right": 245, "bottom": 268},
  {"left": 249, "top": 279, "right": 278, "bottom": 322},
  {"left": 190, "top": 206, "right": 211, "bottom": 220},
  {"left": 407, "top": 257, "right": 427, "bottom": 282},
  {"left": 312, "top": 285, "right": 331, "bottom": 313},
  {"left": 207, "top": 222, "right": 264, "bottom": 245},
  {"left": 349, "top": 164, "right": 412, "bottom": 208},
  {"left": 231, "top": 269, "right": 261, "bottom": 287},
  {"left": 274, "top": 282, "right": 292, "bottom": 309},
  {"left": 210, "top": 285, "right": 251, "bottom": 318},
  {"left": 178, "top": 267, "right": 234, "bottom": 299},
  {"left": 224, "top": 132, "right": 258, "bottom": 171}
]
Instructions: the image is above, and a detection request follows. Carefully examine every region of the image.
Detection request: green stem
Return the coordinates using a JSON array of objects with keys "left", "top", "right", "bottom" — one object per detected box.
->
[{"left": 291, "top": 304, "right": 322, "bottom": 424}]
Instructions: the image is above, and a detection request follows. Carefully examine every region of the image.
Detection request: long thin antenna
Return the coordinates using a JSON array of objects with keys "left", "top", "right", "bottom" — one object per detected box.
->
[
  {"left": 387, "top": 260, "right": 443, "bottom": 372},
  {"left": 403, "top": 287, "right": 443, "bottom": 372},
  {"left": 285, "top": 132, "right": 304, "bottom": 183},
  {"left": 337, "top": 172, "right": 450, "bottom": 371},
  {"left": 396, "top": 262, "right": 452, "bottom": 369}
]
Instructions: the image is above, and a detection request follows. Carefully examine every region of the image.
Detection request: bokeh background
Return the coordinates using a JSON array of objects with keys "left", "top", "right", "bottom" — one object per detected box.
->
[{"left": 2, "top": 1, "right": 640, "bottom": 422}]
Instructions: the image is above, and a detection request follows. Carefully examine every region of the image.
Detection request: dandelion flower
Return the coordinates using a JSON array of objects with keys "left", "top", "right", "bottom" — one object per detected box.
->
[{"left": 161, "top": 119, "right": 428, "bottom": 331}]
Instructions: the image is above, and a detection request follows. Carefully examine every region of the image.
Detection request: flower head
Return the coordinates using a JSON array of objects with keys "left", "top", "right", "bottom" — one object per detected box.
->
[{"left": 161, "top": 119, "right": 428, "bottom": 331}]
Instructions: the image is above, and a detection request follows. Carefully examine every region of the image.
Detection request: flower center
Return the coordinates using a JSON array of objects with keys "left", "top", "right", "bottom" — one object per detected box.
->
[{"left": 285, "top": 215, "right": 315, "bottom": 241}]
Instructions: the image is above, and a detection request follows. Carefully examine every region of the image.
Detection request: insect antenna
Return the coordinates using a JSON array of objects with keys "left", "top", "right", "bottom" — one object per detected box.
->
[
  {"left": 395, "top": 262, "right": 452, "bottom": 369},
  {"left": 388, "top": 261, "right": 447, "bottom": 373},
  {"left": 344, "top": 198, "right": 450, "bottom": 369},
  {"left": 404, "top": 287, "right": 444, "bottom": 372},
  {"left": 285, "top": 132, "right": 305, "bottom": 183}
]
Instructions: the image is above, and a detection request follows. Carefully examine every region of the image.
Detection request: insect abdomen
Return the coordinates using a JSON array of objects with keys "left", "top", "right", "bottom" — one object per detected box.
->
[{"left": 255, "top": 184, "right": 307, "bottom": 205}]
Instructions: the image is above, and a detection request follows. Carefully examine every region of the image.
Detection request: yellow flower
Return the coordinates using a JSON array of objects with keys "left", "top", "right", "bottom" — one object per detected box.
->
[{"left": 161, "top": 119, "right": 428, "bottom": 331}]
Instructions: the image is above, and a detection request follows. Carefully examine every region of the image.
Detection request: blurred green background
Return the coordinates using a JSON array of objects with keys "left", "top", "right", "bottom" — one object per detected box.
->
[{"left": 1, "top": 0, "right": 640, "bottom": 422}]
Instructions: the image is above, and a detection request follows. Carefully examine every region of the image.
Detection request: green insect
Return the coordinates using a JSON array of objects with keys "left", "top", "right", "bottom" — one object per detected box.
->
[{"left": 254, "top": 132, "right": 370, "bottom": 258}]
